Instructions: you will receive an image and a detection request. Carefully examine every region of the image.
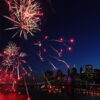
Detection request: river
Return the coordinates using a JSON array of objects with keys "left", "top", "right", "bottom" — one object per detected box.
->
[{"left": 0, "top": 91, "right": 100, "bottom": 100}]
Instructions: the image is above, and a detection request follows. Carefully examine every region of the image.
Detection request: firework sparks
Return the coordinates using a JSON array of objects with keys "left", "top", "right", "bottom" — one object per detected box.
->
[
  {"left": 69, "top": 38, "right": 75, "bottom": 43},
  {"left": 0, "top": 42, "right": 32, "bottom": 83},
  {"left": 4, "top": 42, "right": 19, "bottom": 56},
  {"left": 4, "top": 0, "right": 43, "bottom": 39},
  {"left": 67, "top": 46, "right": 72, "bottom": 51},
  {"left": 33, "top": 35, "right": 74, "bottom": 70},
  {"left": 0, "top": 68, "right": 17, "bottom": 92},
  {"left": 0, "top": 69, "right": 17, "bottom": 84}
]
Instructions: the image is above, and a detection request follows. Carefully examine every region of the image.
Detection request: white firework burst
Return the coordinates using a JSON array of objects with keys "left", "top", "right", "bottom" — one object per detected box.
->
[
  {"left": 4, "top": 42, "right": 18, "bottom": 56},
  {"left": 5, "top": 0, "right": 43, "bottom": 39}
]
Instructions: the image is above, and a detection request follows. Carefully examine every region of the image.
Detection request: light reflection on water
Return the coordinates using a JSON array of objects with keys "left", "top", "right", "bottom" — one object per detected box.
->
[
  {"left": 0, "top": 93, "right": 30, "bottom": 100},
  {"left": 0, "top": 93, "right": 100, "bottom": 100}
]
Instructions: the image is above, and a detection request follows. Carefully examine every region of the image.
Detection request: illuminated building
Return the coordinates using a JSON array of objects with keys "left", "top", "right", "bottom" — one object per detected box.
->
[
  {"left": 71, "top": 64, "right": 77, "bottom": 74},
  {"left": 80, "top": 66, "right": 83, "bottom": 74},
  {"left": 85, "top": 65, "right": 93, "bottom": 72},
  {"left": 94, "top": 69, "right": 100, "bottom": 84},
  {"left": 70, "top": 64, "right": 80, "bottom": 86},
  {"left": 56, "top": 70, "right": 63, "bottom": 81},
  {"left": 85, "top": 65, "right": 94, "bottom": 83}
]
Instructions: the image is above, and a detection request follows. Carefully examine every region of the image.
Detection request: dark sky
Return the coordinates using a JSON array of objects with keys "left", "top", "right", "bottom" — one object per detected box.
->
[
  {"left": 44, "top": 0, "right": 100, "bottom": 71},
  {"left": 0, "top": 0, "right": 100, "bottom": 74}
]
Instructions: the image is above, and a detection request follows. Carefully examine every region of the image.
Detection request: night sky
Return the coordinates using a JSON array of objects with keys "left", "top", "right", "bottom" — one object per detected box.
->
[{"left": 0, "top": 0, "right": 100, "bottom": 74}]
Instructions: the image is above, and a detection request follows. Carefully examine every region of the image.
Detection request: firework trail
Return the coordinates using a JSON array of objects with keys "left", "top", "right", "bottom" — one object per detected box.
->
[
  {"left": 4, "top": 0, "right": 43, "bottom": 39},
  {"left": 33, "top": 35, "right": 75, "bottom": 70},
  {"left": 46, "top": 59, "right": 58, "bottom": 71},
  {"left": 49, "top": 56, "right": 70, "bottom": 69},
  {"left": 24, "top": 78, "right": 30, "bottom": 100},
  {"left": 43, "top": 73, "right": 52, "bottom": 89}
]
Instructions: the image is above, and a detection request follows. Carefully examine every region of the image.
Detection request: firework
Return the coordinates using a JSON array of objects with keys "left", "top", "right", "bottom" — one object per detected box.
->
[
  {"left": 4, "top": 42, "right": 19, "bottom": 56},
  {"left": 33, "top": 36, "right": 75, "bottom": 70},
  {"left": 0, "top": 69, "right": 17, "bottom": 84},
  {"left": 0, "top": 68, "right": 17, "bottom": 92},
  {"left": 0, "top": 42, "right": 34, "bottom": 95},
  {"left": 67, "top": 46, "right": 72, "bottom": 51},
  {"left": 69, "top": 38, "right": 75, "bottom": 43},
  {"left": 0, "top": 42, "right": 32, "bottom": 82},
  {"left": 5, "top": 0, "right": 43, "bottom": 39}
]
